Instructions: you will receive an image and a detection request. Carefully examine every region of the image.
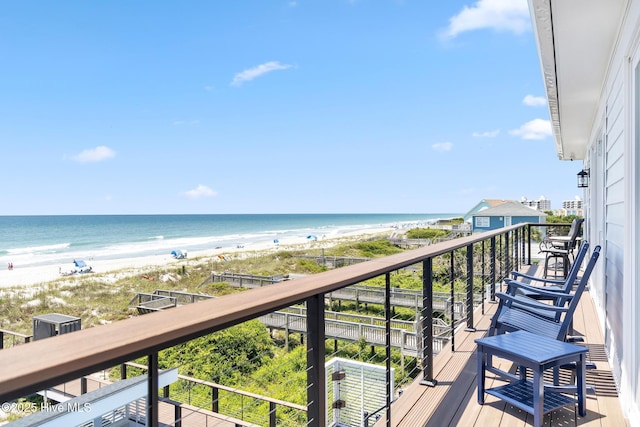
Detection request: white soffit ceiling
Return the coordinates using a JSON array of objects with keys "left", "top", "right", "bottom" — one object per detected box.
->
[{"left": 529, "top": 0, "right": 626, "bottom": 160}]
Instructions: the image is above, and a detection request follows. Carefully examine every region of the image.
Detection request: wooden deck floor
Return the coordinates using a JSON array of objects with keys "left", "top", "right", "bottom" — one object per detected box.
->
[{"left": 378, "top": 283, "right": 629, "bottom": 427}]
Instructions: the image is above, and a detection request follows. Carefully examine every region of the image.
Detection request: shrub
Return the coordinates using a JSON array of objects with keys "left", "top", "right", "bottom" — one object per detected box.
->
[
  {"left": 406, "top": 228, "right": 449, "bottom": 239},
  {"left": 158, "top": 320, "right": 275, "bottom": 383},
  {"left": 354, "top": 240, "right": 402, "bottom": 257},
  {"left": 295, "top": 259, "right": 328, "bottom": 273}
]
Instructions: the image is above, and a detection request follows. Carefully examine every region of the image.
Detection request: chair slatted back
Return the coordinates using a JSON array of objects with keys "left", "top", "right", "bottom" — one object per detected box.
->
[
  {"left": 506, "top": 241, "right": 590, "bottom": 316},
  {"left": 555, "top": 245, "right": 600, "bottom": 340},
  {"left": 566, "top": 218, "right": 584, "bottom": 250},
  {"left": 492, "top": 245, "right": 601, "bottom": 341},
  {"left": 553, "top": 240, "right": 588, "bottom": 292}
]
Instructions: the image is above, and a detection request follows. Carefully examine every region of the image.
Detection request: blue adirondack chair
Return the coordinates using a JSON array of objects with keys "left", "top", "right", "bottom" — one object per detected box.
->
[
  {"left": 506, "top": 240, "right": 589, "bottom": 300},
  {"left": 485, "top": 246, "right": 601, "bottom": 398},
  {"left": 489, "top": 245, "right": 600, "bottom": 340},
  {"left": 502, "top": 241, "right": 590, "bottom": 322}
]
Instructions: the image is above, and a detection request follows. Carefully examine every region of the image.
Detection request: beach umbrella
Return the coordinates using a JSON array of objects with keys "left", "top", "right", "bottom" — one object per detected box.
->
[
  {"left": 74, "top": 259, "right": 87, "bottom": 268},
  {"left": 307, "top": 235, "right": 318, "bottom": 241},
  {"left": 171, "top": 250, "right": 184, "bottom": 258}
]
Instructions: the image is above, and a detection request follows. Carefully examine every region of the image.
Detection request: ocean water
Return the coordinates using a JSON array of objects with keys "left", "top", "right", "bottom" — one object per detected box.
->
[{"left": 0, "top": 213, "right": 459, "bottom": 269}]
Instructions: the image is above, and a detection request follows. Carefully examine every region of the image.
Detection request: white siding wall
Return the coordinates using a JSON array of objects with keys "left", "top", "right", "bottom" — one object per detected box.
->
[
  {"left": 605, "top": 57, "right": 626, "bottom": 385},
  {"left": 630, "top": 28, "right": 640, "bottom": 423},
  {"left": 585, "top": 2, "right": 640, "bottom": 419},
  {"left": 634, "top": 57, "right": 640, "bottom": 424},
  {"left": 634, "top": 59, "right": 640, "bottom": 421}
]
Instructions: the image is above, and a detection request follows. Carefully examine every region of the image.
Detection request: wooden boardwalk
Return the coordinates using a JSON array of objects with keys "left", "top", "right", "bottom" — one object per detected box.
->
[
  {"left": 260, "top": 308, "right": 454, "bottom": 357},
  {"left": 377, "top": 284, "right": 628, "bottom": 426},
  {"left": 210, "top": 272, "right": 474, "bottom": 316}
]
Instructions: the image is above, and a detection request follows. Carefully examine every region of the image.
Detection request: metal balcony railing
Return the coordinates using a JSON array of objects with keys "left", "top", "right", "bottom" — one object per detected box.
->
[{"left": 0, "top": 223, "right": 549, "bottom": 426}]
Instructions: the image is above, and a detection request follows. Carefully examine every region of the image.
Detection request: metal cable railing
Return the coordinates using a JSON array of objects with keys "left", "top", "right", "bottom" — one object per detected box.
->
[{"left": 0, "top": 223, "right": 544, "bottom": 426}]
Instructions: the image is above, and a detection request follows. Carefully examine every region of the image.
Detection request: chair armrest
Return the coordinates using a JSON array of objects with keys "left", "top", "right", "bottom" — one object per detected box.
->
[
  {"left": 495, "top": 292, "right": 570, "bottom": 313},
  {"left": 539, "top": 247, "right": 571, "bottom": 255},
  {"left": 505, "top": 279, "right": 569, "bottom": 295},
  {"left": 548, "top": 236, "right": 571, "bottom": 241},
  {"left": 509, "top": 272, "right": 565, "bottom": 285},
  {"left": 504, "top": 280, "right": 574, "bottom": 303}
]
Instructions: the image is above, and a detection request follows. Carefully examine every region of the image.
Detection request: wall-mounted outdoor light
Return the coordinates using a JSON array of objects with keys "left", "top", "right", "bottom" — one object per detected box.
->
[{"left": 577, "top": 169, "right": 590, "bottom": 188}]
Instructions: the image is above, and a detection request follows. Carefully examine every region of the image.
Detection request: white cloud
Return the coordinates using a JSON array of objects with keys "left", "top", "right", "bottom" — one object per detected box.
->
[
  {"left": 73, "top": 146, "right": 116, "bottom": 163},
  {"left": 509, "top": 118, "right": 552, "bottom": 140},
  {"left": 472, "top": 129, "right": 500, "bottom": 138},
  {"left": 440, "top": 0, "right": 530, "bottom": 40},
  {"left": 184, "top": 185, "right": 218, "bottom": 200},
  {"left": 231, "top": 61, "right": 292, "bottom": 86},
  {"left": 172, "top": 120, "right": 200, "bottom": 126},
  {"left": 523, "top": 95, "right": 547, "bottom": 107},
  {"left": 432, "top": 142, "right": 454, "bottom": 152}
]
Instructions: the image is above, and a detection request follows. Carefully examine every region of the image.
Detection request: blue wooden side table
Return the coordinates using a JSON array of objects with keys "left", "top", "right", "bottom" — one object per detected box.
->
[{"left": 475, "top": 330, "right": 588, "bottom": 427}]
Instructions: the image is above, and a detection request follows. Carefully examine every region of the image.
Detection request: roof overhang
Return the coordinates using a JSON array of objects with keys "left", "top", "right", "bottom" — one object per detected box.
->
[{"left": 528, "top": 0, "right": 627, "bottom": 160}]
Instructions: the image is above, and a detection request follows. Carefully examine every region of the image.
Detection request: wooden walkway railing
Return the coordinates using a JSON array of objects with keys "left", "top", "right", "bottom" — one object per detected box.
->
[
  {"left": 0, "top": 329, "right": 31, "bottom": 349},
  {"left": 209, "top": 272, "right": 477, "bottom": 317},
  {"left": 259, "top": 307, "right": 453, "bottom": 357},
  {"left": 125, "top": 289, "right": 454, "bottom": 357}
]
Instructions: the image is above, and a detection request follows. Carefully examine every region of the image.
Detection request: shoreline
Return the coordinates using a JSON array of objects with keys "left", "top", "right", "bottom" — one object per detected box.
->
[{"left": 0, "top": 227, "right": 395, "bottom": 288}]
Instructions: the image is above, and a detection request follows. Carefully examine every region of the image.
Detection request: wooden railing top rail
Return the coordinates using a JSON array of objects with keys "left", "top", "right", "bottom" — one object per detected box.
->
[
  {"left": 0, "top": 329, "right": 32, "bottom": 339},
  {"left": 0, "top": 224, "right": 525, "bottom": 403}
]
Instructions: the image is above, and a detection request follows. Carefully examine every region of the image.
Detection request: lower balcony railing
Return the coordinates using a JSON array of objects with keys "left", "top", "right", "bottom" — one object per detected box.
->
[{"left": 0, "top": 222, "right": 567, "bottom": 427}]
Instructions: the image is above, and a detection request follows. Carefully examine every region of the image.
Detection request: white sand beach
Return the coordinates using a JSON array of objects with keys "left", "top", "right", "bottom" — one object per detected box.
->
[{"left": 0, "top": 227, "right": 396, "bottom": 288}]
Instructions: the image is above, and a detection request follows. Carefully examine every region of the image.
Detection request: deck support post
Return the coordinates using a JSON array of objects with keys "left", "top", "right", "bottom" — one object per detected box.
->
[
  {"left": 306, "top": 294, "right": 326, "bottom": 427},
  {"left": 148, "top": 352, "right": 159, "bottom": 427},
  {"left": 420, "top": 258, "right": 437, "bottom": 387},
  {"left": 212, "top": 387, "right": 219, "bottom": 413},
  {"left": 499, "top": 234, "right": 504, "bottom": 279},
  {"left": 528, "top": 224, "right": 533, "bottom": 265},
  {"left": 174, "top": 404, "right": 182, "bottom": 427},
  {"left": 489, "top": 236, "right": 497, "bottom": 303},
  {"left": 481, "top": 241, "right": 486, "bottom": 315},
  {"left": 465, "top": 244, "right": 475, "bottom": 332},
  {"left": 385, "top": 273, "right": 392, "bottom": 427},
  {"left": 450, "top": 252, "right": 455, "bottom": 352},
  {"left": 505, "top": 231, "right": 511, "bottom": 280},
  {"left": 514, "top": 228, "right": 520, "bottom": 272},
  {"left": 269, "top": 401, "right": 276, "bottom": 427}
]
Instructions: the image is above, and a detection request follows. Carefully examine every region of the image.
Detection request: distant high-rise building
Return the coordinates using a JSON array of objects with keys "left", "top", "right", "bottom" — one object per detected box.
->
[
  {"left": 520, "top": 196, "right": 551, "bottom": 212},
  {"left": 562, "top": 198, "right": 583, "bottom": 209},
  {"left": 560, "top": 197, "right": 584, "bottom": 216}
]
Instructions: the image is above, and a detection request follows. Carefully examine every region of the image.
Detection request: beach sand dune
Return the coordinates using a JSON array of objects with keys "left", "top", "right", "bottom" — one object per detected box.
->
[{"left": 0, "top": 228, "right": 394, "bottom": 288}]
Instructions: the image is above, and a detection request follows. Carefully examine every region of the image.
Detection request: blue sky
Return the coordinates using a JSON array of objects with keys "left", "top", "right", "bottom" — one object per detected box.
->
[{"left": 1, "top": 0, "right": 582, "bottom": 215}]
